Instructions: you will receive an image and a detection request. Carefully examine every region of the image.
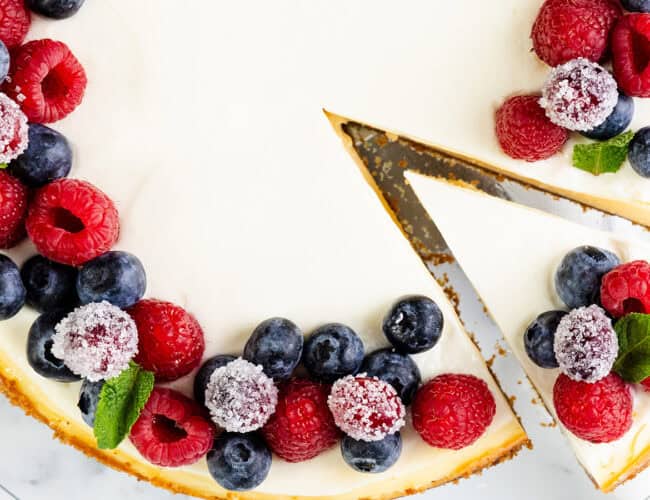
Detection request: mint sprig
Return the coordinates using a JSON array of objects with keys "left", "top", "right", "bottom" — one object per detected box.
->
[
  {"left": 612, "top": 313, "right": 650, "bottom": 383},
  {"left": 0, "top": 163, "right": 7, "bottom": 169},
  {"left": 93, "top": 362, "right": 154, "bottom": 449},
  {"left": 572, "top": 130, "right": 634, "bottom": 176}
]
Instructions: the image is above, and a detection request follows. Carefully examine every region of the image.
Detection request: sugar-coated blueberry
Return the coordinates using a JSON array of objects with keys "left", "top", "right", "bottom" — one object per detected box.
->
[
  {"left": 0, "top": 254, "right": 25, "bottom": 320},
  {"left": 243, "top": 317, "right": 303, "bottom": 380},
  {"left": 341, "top": 433, "right": 402, "bottom": 473},
  {"left": 382, "top": 296, "right": 443, "bottom": 354},
  {"left": 27, "top": 311, "right": 80, "bottom": 382},
  {"left": 303, "top": 323, "right": 364, "bottom": 383},
  {"left": 361, "top": 348, "right": 421, "bottom": 405},
  {"left": 581, "top": 92, "right": 634, "bottom": 141},
  {"left": 78, "top": 379, "right": 104, "bottom": 427},
  {"left": 26, "top": 0, "right": 86, "bottom": 19},
  {"left": 0, "top": 41, "right": 9, "bottom": 83},
  {"left": 628, "top": 127, "right": 650, "bottom": 178},
  {"left": 193, "top": 354, "right": 237, "bottom": 406},
  {"left": 622, "top": 0, "right": 650, "bottom": 12},
  {"left": 524, "top": 311, "right": 566, "bottom": 369},
  {"left": 207, "top": 432, "right": 272, "bottom": 491},
  {"left": 21, "top": 255, "right": 78, "bottom": 313}
]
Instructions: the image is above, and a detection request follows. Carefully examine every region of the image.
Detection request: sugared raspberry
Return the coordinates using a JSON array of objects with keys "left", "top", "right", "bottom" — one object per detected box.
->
[
  {"left": 4, "top": 39, "right": 87, "bottom": 123},
  {"left": 553, "top": 305, "right": 618, "bottom": 383},
  {"left": 531, "top": 0, "right": 622, "bottom": 67},
  {"left": 412, "top": 374, "right": 495, "bottom": 450},
  {"left": 262, "top": 378, "right": 340, "bottom": 462},
  {"left": 0, "top": 0, "right": 30, "bottom": 49},
  {"left": 0, "top": 170, "right": 27, "bottom": 248},
  {"left": 129, "top": 387, "right": 215, "bottom": 467},
  {"left": 612, "top": 14, "right": 650, "bottom": 97},
  {"left": 0, "top": 93, "right": 27, "bottom": 163},
  {"left": 204, "top": 358, "right": 278, "bottom": 433},
  {"left": 26, "top": 179, "right": 119, "bottom": 266},
  {"left": 52, "top": 301, "right": 138, "bottom": 382},
  {"left": 129, "top": 299, "right": 205, "bottom": 382},
  {"left": 554, "top": 373, "right": 632, "bottom": 443},
  {"left": 495, "top": 95, "right": 569, "bottom": 162},
  {"left": 328, "top": 375, "right": 405, "bottom": 442},
  {"left": 601, "top": 260, "right": 650, "bottom": 317}
]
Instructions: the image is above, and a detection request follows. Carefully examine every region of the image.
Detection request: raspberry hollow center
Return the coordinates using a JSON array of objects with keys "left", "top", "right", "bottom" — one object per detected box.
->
[
  {"left": 152, "top": 415, "right": 187, "bottom": 443},
  {"left": 42, "top": 65, "right": 72, "bottom": 101},
  {"left": 51, "top": 207, "right": 84, "bottom": 233},
  {"left": 632, "top": 30, "right": 650, "bottom": 74}
]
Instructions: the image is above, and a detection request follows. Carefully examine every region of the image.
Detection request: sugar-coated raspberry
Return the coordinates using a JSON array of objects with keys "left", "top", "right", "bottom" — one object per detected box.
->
[
  {"left": 52, "top": 301, "right": 138, "bottom": 382},
  {"left": 554, "top": 373, "right": 632, "bottom": 443},
  {"left": 412, "top": 374, "right": 495, "bottom": 450},
  {"left": 531, "top": 0, "right": 622, "bottom": 67},
  {"left": 129, "top": 387, "right": 215, "bottom": 467},
  {"left": 601, "top": 260, "right": 650, "bottom": 317},
  {"left": 26, "top": 179, "right": 119, "bottom": 266},
  {"left": 4, "top": 39, "right": 87, "bottom": 123},
  {"left": 205, "top": 358, "right": 278, "bottom": 433},
  {"left": 328, "top": 375, "right": 405, "bottom": 442},
  {"left": 0, "top": 170, "right": 27, "bottom": 248},
  {"left": 612, "top": 14, "right": 650, "bottom": 97},
  {"left": 262, "top": 378, "right": 340, "bottom": 462},
  {"left": 495, "top": 95, "right": 568, "bottom": 162},
  {"left": 0, "top": 93, "right": 27, "bottom": 163},
  {"left": 0, "top": 0, "right": 30, "bottom": 49},
  {"left": 129, "top": 299, "right": 205, "bottom": 382}
]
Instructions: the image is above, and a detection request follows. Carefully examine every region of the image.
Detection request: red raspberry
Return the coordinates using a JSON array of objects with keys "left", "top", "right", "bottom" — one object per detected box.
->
[
  {"left": 495, "top": 95, "right": 569, "bottom": 162},
  {"left": 412, "top": 374, "right": 496, "bottom": 450},
  {"left": 25, "top": 179, "right": 119, "bottom": 266},
  {"left": 129, "top": 387, "right": 215, "bottom": 467},
  {"left": 4, "top": 39, "right": 87, "bottom": 123},
  {"left": 553, "top": 373, "right": 632, "bottom": 443},
  {"left": 531, "top": 0, "right": 622, "bottom": 67},
  {"left": 0, "top": 170, "right": 27, "bottom": 248},
  {"left": 600, "top": 260, "right": 650, "bottom": 318},
  {"left": 262, "top": 378, "right": 340, "bottom": 462},
  {"left": 129, "top": 299, "right": 205, "bottom": 382},
  {"left": 0, "top": 0, "right": 30, "bottom": 49},
  {"left": 641, "top": 377, "right": 650, "bottom": 392},
  {"left": 612, "top": 14, "right": 650, "bottom": 97}
]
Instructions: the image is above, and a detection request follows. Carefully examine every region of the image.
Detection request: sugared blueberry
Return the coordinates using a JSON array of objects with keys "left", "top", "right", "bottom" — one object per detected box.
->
[
  {"left": 523, "top": 311, "right": 566, "bottom": 369},
  {"left": 78, "top": 379, "right": 104, "bottom": 427},
  {"left": 628, "top": 127, "right": 650, "bottom": 178},
  {"left": 360, "top": 348, "right": 421, "bottom": 405},
  {"left": 303, "top": 323, "right": 364, "bottom": 383},
  {"left": 341, "top": 433, "right": 402, "bottom": 473},
  {"left": 0, "top": 41, "right": 9, "bottom": 83},
  {"left": 622, "top": 0, "right": 650, "bottom": 12},
  {"left": 581, "top": 92, "right": 634, "bottom": 141},
  {"left": 555, "top": 246, "right": 620, "bottom": 309},
  {"left": 21, "top": 255, "right": 78, "bottom": 313},
  {"left": 193, "top": 354, "right": 237, "bottom": 406},
  {"left": 27, "top": 311, "right": 80, "bottom": 382},
  {"left": 382, "top": 296, "right": 443, "bottom": 354},
  {"left": 0, "top": 254, "right": 25, "bottom": 320},
  {"left": 26, "top": 0, "right": 86, "bottom": 19},
  {"left": 243, "top": 317, "right": 303, "bottom": 380},
  {"left": 207, "top": 432, "right": 272, "bottom": 492},
  {"left": 77, "top": 251, "right": 146, "bottom": 309}
]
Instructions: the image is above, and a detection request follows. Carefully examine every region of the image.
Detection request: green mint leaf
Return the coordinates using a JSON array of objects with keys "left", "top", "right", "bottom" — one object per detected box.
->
[
  {"left": 612, "top": 313, "right": 650, "bottom": 383},
  {"left": 93, "top": 361, "right": 154, "bottom": 449},
  {"left": 0, "top": 164, "right": 7, "bottom": 169},
  {"left": 572, "top": 130, "right": 634, "bottom": 176}
]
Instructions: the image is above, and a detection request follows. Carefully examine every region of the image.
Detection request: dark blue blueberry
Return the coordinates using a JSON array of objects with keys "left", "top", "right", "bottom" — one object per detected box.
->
[
  {"left": 9, "top": 124, "right": 72, "bottom": 187},
  {"left": 303, "top": 323, "right": 364, "bottom": 383},
  {"left": 193, "top": 354, "right": 237, "bottom": 406},
  {"left": 77, "top": 251, "right": 146, "bottom": 309},
  {"left": 581, "top": 93, "right": 634, "bottom": 141},
  {"left": 555, "top": 246, "right": 620, "bottom": 308},
  {"left": 78, "top": 379, "right": 104, "bottom": 427},
  {"left": 27, "top": 311, "right": 80, "bottom": 382},
  {"left": 21, "top": 255, "right": 78, "bottom": 313},
  {"left": 26, "top": 0, "right": 86, "bottom": 19},
  {"left": 524, "top": 311, "right": 566, "bottom": 369},
  {"left": 243, "top": 317, "right": 303, "bottom": 380},
  {"left": 0, "top": 254, "right": 25, "bottom": 320},
  {"left": 207, "top": 432, "right": 272, "bottom": 491},
  {"left": 341, "top": 433, "right": 402, "bottom": 473},
  {"left": 382, "top": 296, "right": 443, "bottom": 354},
  {"left": 361, "top": 348, "right": 421, "bottom": 405},
  {"left": 628, "top": 127, "right": 650, "bottom": 178},
  {"left": 0, "top": 41, "right": 9, "bottom": 83},
  {"left": 622, "top": 0, "right": 650, "bottom": 12}
]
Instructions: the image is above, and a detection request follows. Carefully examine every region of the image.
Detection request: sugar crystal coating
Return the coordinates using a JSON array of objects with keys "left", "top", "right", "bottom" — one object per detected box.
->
[{"left": 0, "top": 92, "right": 27, "bottom": 163}]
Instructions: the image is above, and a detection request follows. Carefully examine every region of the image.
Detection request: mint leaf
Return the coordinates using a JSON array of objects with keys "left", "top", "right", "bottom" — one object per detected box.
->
[
  {"left": 612, "top": 313, "right": 650, "bottom": 383},
  {"left": 93, "top": 362, "right": 154, "bottom": 449},
  {"left": 572, "top": 130, "right": 634, "bottom": 176},
  {"left": 0, "top": 164, "right": 7, "bottom": 169}
]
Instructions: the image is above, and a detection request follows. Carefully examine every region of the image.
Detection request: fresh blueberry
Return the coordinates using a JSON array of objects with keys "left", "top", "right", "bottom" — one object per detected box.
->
[
  {"left": 303, "top": 323, "right": 364, "bottom": 383},
  {"left": 382, "top": 296, "right": 443, "bottom": 354},
  {"left": 27, "top": 311, "right": 80, "bottom": 382},
  {"left": 77, "top": 251, "right": 146, "bottom": 309},
  {"left": 361, "top": 348, "right": 421, "bottom": 405},
  {"left": 207, "top": 432, "right": 272, "bottom": 491},
  {"left": 26, "top": 0, "right": 86, "bottom": 19},
  {"left": 9, "top": 124, "right": 72, "bottom": 187},
  {"left": 0, "top": 41, "right": 9, "bottom": 83},
  {"left": 193, "top": 354, "right": 237, "bottom": 406},
  {"left": 0, "top": 254, "right": 25, "bottom": 320},
  {"left": 628, "top": 127, "right": 650, "bottom": 178},
  {"left": 622, "top": 0, "right": 650, "bottom": 12},
  {"left": 555, "top": 246, "right": 619, "bottom": 309},
  {"left": 581, "top": 92, "right": 634, "bottom": 141},
  {"left": 21, "top": 255, "right": 78, "bottom": 313},
  {"left": 524, "top": 311, "right": 566, "bottom": 369},
  {"left": 244, "top": 317, "right": 303, "bottom": 380},
  {"left": 78, "top": 379, "right": 104, "bottom": 427},
  {"left": 341, "top": 433, "right": 402, "bottom": 473}
]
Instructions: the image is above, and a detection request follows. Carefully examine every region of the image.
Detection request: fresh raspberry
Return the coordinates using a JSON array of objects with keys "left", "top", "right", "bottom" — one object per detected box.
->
[
  {"left": 641, "top": 377, "right": 650, "bottom": 392},
  {"left": 129, "top": 299, "right": 205, "bottom": 382},
  {"left": 612, "top": 14, "right": 650, "bottom": 97},
  {"left": 495, "top": 95, "right": 569, "bottom": 162},
  {"left": 262, "top": 378, "right": 340, "bottom": 462},
  {"left": 0, "top": 93, "right": 28, "bottom": 163},
  {"left": 600, "top": 260, "right": 650, "bottom": 317},
  {"left": 0, "top": 170, "right": 27, "bottom": 248},
  {"left": 531, "top": 0, "right": 622, "bottom": 67},
  {"left": 553, "top": 373, "right": 632, "bottom": 443},
  {"left": 25, "top": 179, "right": 119, "bottom": 266},
  {"left": 0, "top": 0, "right": 30, "bottom": 49},
  {"left": 327, "top": 375, "right": 405, "bottom": 442},
  {"left": 412, "top": 374, "right": 496, "bottom": 450},
  {"left": 129, "top": 387, "right": 215, "bottom": 467},
  {"left": 4, "top": 39, "right": 87, "bottom": 123}
]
